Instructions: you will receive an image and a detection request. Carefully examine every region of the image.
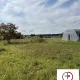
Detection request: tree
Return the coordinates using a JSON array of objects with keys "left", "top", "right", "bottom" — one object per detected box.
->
[
  {"left": 0, "top": 23, "right": 18, "bottom": 43},
  {"left": 14, "top": 32, "right": 24, "bottom": 39},
  {"left": 39, "top": 35, "right": 43, "bottom": 38},
  {"left": 30, "top": 34, "right": 35, "bottom": 37}
]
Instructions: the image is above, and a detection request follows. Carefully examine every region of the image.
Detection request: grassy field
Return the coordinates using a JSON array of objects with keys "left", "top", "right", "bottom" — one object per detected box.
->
[{"left": 0, "top": 38, "right": 80, "bottom": 80}]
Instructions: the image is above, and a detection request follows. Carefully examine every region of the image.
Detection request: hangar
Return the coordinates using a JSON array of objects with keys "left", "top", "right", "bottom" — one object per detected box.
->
[{"left": 62, "top": 29, "right": 80, "bottom": 41}]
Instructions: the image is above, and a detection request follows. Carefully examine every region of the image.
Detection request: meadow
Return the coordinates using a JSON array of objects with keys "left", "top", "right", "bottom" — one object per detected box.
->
[{"left": 0, "top": 37, "right": 80, "bottom": 80}]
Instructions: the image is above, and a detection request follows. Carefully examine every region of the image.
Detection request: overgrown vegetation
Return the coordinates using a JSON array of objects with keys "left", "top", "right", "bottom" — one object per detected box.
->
[
  {"left": 0, "top": 38, "right": 80, "bottom": 80},
  {"left": 0, "top": 23, "right": 23, "bottom": 43}
]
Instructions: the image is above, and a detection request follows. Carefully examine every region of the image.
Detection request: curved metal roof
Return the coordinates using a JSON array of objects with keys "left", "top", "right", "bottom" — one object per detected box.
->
[{"left": 73, "top": 29, "right": 80, "bottom": 34}]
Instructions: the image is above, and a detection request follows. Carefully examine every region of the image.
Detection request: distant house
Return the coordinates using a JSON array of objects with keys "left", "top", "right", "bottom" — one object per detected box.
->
[{"left": 62, "top": 29, "right": 80, "bottom": 41}]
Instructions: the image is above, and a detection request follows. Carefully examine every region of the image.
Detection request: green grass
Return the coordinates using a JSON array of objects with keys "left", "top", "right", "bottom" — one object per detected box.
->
[{"left": 0, "top": 38, "right": 80, "bottom": 80}]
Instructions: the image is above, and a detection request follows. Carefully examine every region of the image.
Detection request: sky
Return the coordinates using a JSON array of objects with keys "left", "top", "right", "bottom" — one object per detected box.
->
[{"left": 0, "top": 0, "right": 80, "bottom": 34}]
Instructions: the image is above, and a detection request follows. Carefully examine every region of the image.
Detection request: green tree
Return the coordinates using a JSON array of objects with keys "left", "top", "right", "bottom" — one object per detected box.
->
[{"left": 0, "top": 23, "right": 18, "bottom": 43}]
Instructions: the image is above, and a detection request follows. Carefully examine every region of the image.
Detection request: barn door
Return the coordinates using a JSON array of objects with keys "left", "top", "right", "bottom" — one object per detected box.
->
[{"left": 68, "top": 35, "right": 70, "bottom": 40}]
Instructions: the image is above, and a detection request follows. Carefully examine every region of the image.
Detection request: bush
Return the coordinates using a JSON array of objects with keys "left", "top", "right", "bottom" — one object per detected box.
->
[
  {"left": 30, "top": 38, "right": 47, "bottom": 43},
  {"left": 0, "top": 36, "right": 4, "bottom": 40}
]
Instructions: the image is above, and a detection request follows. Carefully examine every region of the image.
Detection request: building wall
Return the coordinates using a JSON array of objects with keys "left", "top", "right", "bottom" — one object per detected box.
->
[{"left": 62, "top": 29, "right": 79, "bottom": 41}]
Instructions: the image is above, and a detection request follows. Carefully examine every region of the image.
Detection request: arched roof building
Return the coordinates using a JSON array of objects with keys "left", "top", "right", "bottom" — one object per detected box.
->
[{"left": 62, "top": 29, "right": 80, "bottom": 41}]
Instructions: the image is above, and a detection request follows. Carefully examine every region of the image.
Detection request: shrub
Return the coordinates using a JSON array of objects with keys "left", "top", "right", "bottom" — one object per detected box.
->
[{"left": 30, "top": 38, "right": 47, "bottom": 43}]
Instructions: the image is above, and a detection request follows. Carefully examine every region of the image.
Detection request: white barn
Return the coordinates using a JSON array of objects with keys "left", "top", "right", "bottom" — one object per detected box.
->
[{"left": 62, "top": 29, "right": 80, "bottom": 41}]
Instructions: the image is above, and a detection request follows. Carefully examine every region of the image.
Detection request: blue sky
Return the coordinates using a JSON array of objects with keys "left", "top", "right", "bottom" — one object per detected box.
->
[{"left": 0, "top": 0, "right": 80, "bottom": 34}]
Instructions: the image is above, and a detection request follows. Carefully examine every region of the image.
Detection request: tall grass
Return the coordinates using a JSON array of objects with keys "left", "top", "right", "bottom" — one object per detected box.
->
[{"left": 0, "top": 38, "right": 80, "bottom": 80}]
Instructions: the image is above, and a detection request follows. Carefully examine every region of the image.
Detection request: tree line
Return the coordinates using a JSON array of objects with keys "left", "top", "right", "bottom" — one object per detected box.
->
[{"left": 0, "top": 23, "right": 24, "bottom": 43}]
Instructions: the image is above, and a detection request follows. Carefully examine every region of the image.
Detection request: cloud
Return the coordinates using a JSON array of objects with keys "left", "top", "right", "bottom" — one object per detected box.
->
[{"left": 0, "top": 0, "right": 80, "bottom": 34}]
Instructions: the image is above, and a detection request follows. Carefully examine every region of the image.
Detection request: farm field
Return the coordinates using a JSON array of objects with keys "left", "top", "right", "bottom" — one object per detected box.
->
[{"left": 0, "top": 38, "right": 80, "bottom": 80}]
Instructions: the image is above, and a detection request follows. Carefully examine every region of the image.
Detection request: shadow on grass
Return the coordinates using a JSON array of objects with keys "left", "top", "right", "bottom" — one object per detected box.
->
[{"left": 0, "top": 48, "right": 6, "bottom": 52}]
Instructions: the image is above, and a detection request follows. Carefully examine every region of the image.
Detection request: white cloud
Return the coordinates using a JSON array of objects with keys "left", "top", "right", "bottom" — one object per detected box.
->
[{"left": 0, "top": 0, "right": 80, "bottom": 34}]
